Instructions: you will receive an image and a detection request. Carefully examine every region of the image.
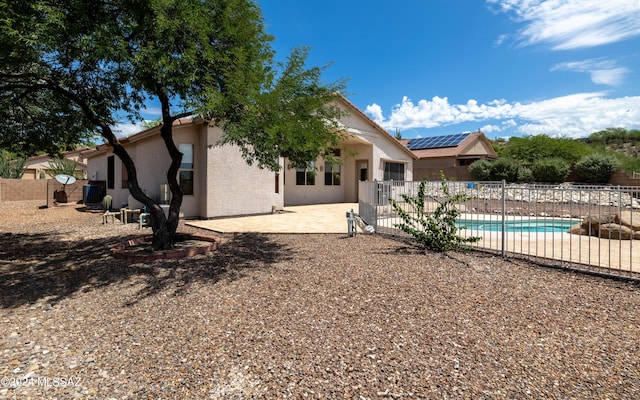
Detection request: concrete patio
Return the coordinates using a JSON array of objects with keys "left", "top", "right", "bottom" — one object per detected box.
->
[{"left": 186, "top": 203, "right": 360, "bottom": 234}]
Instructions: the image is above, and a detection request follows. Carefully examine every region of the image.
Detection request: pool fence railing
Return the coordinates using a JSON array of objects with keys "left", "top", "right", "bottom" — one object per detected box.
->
[{"left": 358, "top": 180, "right": 640, "bottom": 280}]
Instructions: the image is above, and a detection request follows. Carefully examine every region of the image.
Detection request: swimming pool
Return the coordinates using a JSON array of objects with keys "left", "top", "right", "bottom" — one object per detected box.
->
[{"left": 457, "top": 219, "right": 579, "bottom": 233}]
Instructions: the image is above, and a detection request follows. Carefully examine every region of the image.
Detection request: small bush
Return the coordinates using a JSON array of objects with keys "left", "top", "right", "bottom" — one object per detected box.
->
[
  {"left": 531, "top": 158, "right": 570, "bottom": 183},
  {"left": 468, "top": 160, "right": 492, "bottom": 181},
  {"left": 391, "top": 172, "right": 480, "bottom": 252},
  {"left": 574, "top": 153, "right": 619, "bottom": 184},
  {"left": 489, "top": 158, "right": 519, "bottom": 182},
  {"left": 517, "top": 166, "right": 533, "bottom": 183}
]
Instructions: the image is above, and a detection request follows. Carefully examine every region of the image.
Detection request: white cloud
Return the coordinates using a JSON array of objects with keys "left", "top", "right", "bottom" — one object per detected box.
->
[
  {"left": 488, "top": 0, "right": 640, "bottom": 50},
  {"left": 552, "top": 58, "right": 630, "bottom": 85},
  {"left": 481, "top": 119, "right": 517, "bottom": 133},
  {"left": 364, "top": 103, "right": 384, "bottom": 122},
  {"left": 112, "top": 122, "right": 142, "bottom": 137},
  {"left": 141, "top": 107, "right": 163, "bottom": 118},
  {"left": 366, "top": 93, "right": 640, "bottom": 138}
]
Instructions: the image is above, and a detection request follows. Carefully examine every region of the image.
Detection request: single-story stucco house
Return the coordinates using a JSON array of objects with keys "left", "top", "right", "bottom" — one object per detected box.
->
[
  {"left": 84, "top": 95, "right": 415, "bottom": 219},
  {"left": 400, "top": 131, "right": 498, "bottom": 181},
  {"left": 22, "top": 148, "right": 89, "bottom": 180}
]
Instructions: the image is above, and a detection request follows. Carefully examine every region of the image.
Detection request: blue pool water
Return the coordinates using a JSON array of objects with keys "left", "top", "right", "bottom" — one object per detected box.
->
[{"left": 457, "top": 219, "right": 578, "bottom": 233}]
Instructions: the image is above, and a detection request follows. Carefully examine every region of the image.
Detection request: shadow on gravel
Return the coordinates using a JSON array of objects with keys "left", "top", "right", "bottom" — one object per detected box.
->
[{"left": 0, "top": 232, "right": 290, "bottom": 309}]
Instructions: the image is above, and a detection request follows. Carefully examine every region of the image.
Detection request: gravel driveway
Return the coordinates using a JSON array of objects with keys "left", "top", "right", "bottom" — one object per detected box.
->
[{"left": 2, "top": 201, "right": 640, "bottom": 399}]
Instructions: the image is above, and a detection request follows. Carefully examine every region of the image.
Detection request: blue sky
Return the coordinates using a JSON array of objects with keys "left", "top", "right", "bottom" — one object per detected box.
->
[
  {"left": 260, "top": 0, "right": 640, "bottom": 140},
  {"left": 119, "top": 0, "right": 640, "bottom": 140}
]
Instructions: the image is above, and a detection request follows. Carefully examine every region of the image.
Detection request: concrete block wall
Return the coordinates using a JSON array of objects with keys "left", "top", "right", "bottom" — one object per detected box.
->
[
  {"left": 46, "top": 179, "right": 89, "bottom": 206},
  {"left": 0, "top": 179, "right": 47, "bottom": 201}
]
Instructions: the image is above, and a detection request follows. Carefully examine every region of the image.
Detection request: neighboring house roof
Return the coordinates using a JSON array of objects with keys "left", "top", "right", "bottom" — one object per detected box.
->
[
  {"left": 24, "top": 148, "right": 91, "bottom": 169},
  {"left": 401, "top": 131, "right": 498, "bottom": 160}
]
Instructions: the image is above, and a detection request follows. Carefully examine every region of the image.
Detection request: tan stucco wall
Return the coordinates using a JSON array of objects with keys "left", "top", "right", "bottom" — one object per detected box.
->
[
  {"left": 87, "top": 124, "right": 201, "bottom": 216},
  {"left": 460, "top": 140, "right": 490, "bottom": 156},
  {"left": 204, "top": 126, "right": 283, "bottom": 218},
  {"left": 87, "top": 123, "right": 284, "bottom": 219},
  {"left": 283, "top": 155, "right": 350, "bottom": 206},
  {"left": 283, "top": 102, "right": 413, "bottom": 206},
  {"left": 339, "top": 106, "right": 413, "bottom": 181}
]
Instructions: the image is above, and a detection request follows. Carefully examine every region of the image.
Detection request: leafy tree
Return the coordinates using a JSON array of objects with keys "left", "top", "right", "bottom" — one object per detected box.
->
[
  {"left": 502, "top": 134, "right": 591, "bottom": 164},
  {"left": 0, "top": 3, "right": 98, "bottom": 157},
  {"left": 574, "top": 153, "right": 620, "bottom": 184},
  {"left": 1, "top": 0, "right": 346, "bottom": 250},
  {"left": 391, "top": 172, "right": 480, "bottom": 252},
  {"left": 0, "top": 151, "right": 25, "bottom": 178},
  {"left": 588, "top": 128, "right": 640, "bottom": 145},
  {"left": 530, "top": 158, "right": 570, "bottom": 183}
]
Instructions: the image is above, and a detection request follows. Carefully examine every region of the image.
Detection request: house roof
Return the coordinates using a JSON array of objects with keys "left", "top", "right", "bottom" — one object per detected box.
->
[
  {"left": 402, "top": 131, "right": 498, "bottom": 160},
  {"left": 83, "top": 117, "right": 200, "bottom": 158},
  {"left": 334, "top": 94, "right": 417, "bottom": 160},
  {"left": 84, "top": 95, "right": 417, "bottom": 161}
]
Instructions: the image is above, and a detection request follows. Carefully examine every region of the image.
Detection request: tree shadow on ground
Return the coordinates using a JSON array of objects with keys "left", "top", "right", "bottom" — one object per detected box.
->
[{"left": 0, "top": 232, "right": 290, "bottom": 309}]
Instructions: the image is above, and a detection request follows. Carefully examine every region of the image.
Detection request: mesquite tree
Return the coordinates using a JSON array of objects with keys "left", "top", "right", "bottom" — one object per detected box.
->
[{"left": 1, "top": 0, "right": 346, "bottom": 250}]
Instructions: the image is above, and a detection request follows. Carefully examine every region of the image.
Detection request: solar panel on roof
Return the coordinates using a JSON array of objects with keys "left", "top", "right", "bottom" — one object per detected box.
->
[{"left": 406, "top": 133, "right": 470, "bottom": 150}]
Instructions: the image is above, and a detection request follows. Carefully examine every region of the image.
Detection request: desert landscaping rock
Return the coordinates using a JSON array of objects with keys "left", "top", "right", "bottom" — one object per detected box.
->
[
  {"left": 569, "top": 211, "right": 640, "bottom": 240},
  {"left": 2, "top": 200, "right": 640, "bottom": 398}
]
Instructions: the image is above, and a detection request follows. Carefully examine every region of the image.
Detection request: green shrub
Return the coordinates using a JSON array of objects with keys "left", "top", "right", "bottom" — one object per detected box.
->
[
  {"left": 574, "top": 153, "right": 619, "bottom": 184},
  {"left": 468, "top": 160, "right": 492, "bottom": 181},
  {"left": 489, "top": 158, "right": 519, "bottom": 182},
  {"left": 531, "top": 158, "right": 570, "bottom": 183},
  {"left": 390, "top": 172, "right": 480, "bottom": 252},
  {"left": 0, "top": 151, "right": 26, "bottom": 179},
  {"left": 517, "top": 166, "right": 533, "bottom": 183}
]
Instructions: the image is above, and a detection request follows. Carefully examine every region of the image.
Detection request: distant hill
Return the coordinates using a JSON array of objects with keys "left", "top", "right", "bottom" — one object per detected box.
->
[{"left": 491, "top": 128, "right": 640, "bottom": 173}]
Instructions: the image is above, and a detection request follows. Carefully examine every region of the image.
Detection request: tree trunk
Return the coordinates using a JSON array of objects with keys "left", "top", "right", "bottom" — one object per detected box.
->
[{"left": 49, "top": 83, "right": 186, "bottom": 251}]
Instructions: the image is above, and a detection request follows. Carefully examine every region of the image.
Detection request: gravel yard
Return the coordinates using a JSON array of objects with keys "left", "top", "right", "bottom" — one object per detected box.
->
[{"left": 2, "top": 200, "right": 640, "bottom": 399}]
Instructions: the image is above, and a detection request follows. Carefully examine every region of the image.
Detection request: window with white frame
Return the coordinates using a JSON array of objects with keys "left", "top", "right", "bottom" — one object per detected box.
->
[
  {"left": 178, "top": 143, "right": 194, "bottom": 195},
  {"left": 296, "top": 161, "right": 315, "bottom": 185},
  {"left": 383, "top": 161, "right": 405, "bottom": 181}
]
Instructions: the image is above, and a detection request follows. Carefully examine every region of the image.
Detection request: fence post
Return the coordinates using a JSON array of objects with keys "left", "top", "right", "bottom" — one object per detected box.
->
[{"left": 501, "top": 179, "right": 506, "bottom": 259}]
